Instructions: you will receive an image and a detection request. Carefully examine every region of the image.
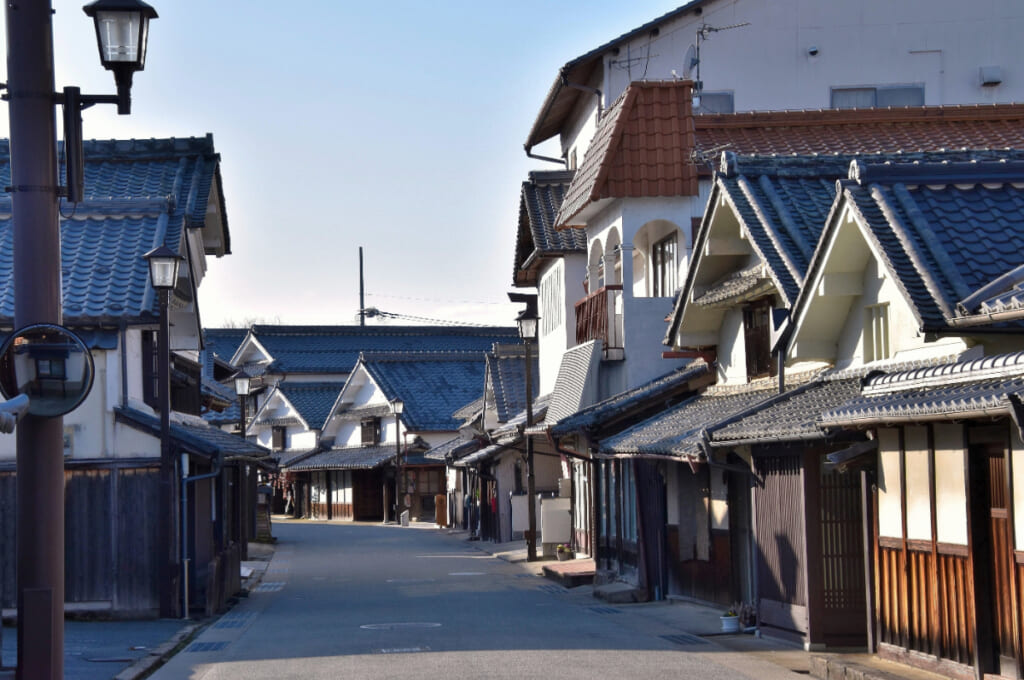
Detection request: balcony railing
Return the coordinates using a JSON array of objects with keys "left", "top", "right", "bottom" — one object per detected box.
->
[{"left": 575, "top": 285, "right": 623, "bottom": 355}]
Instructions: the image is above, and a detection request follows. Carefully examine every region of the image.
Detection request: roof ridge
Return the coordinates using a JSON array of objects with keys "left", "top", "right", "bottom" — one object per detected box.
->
[
  {"left": 863, "top": 350, "right": 1024, "bottom": 394},
  {"left": 695, "top": 103, "right": 1024, "bottom": 129}
]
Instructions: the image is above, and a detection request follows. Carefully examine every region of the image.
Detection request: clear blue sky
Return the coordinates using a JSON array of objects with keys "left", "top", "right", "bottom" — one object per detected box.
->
[{"left": 2, "top": 1, "right": 682, "bottom": 328}]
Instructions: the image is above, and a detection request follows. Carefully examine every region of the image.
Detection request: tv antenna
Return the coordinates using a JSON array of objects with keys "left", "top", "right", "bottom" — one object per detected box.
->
[{"left": 687, "top": 22, "right": 750, "bottom": 104}]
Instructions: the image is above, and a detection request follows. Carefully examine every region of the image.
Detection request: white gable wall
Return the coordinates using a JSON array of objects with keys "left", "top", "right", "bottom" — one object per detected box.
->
[
  {"left": 538, "top": 254, "right": 588, "bottom": 395},
  {"left": 556, "top": 0, "right": 1024, "bottom": 161}
]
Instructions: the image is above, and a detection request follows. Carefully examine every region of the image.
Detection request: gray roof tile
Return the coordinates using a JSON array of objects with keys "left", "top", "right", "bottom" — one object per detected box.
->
[
  {"left": 549, "top": 361, "right": 712, "bottom": 436},
  {"left": 275, "top": 382, "right": 344, "bottom": 431},
  {"left": 285, "top": 444, "right": 394, "bottom": 471},
  {"left": 599, "top": 384, "right": 779, "bottom": 459}
]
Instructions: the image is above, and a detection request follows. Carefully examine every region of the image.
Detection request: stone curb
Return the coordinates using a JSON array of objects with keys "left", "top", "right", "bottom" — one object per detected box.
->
[{"left": 114, "top": 622, "right": 204, "bottom": 680}]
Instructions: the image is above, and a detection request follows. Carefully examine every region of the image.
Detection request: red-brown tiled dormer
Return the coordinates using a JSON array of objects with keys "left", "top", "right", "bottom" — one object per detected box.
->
[{"left": 556, "top": 80, "right": 698, "bottom": 228}]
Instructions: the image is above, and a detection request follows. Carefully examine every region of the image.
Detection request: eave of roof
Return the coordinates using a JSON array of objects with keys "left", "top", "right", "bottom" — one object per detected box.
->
[{"left": 525, "top": 1, "right": 710, "bottom": 151}]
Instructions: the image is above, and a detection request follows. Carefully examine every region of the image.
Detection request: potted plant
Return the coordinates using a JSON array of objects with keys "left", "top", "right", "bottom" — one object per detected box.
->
[
  {"left": 555, "top": 544, "right": 573, "bottom": 561},
  {"left": 720, "top": 608, "right": 740, "bottom": 633}
]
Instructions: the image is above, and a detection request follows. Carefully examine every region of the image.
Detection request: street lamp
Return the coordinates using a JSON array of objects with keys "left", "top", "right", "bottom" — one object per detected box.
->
[
  {"left": 512, "top": 295, "right": 539, "bottom": 562},
  {"left": 5, "top": 1, "right": 157, "bottom": 673},
  {"left": 390, "top": 397, "right": 404, "bottom": 524},
  {"left": 234, "top": 369, "right": 252, "bottom": 438},
  {"left": 82, "top": 0, "right": 159, "bottom": 114},
  {"left": 144, "top": 245, "right": 181, "bottom": 619}
]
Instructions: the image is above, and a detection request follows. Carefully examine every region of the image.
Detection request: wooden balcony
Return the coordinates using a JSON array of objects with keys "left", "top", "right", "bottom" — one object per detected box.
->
[{"left": 574, "top": 285, "right": 623, "bottom": 355}]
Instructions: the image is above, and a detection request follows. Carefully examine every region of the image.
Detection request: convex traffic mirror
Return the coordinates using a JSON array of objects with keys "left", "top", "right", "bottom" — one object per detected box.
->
[{"left": 0, "top": 324, "right": 95, "bottom": 417}]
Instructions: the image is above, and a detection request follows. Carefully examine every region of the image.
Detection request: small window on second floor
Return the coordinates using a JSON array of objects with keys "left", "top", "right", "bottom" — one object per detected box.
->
[
  {"left": 651, "top": 233, "right": 678, "bottom": 297},
  {"left": 271, "top": 426, "right": 286, "bottom": 451},
  {"left": 744, "top": 298, "right": 775, "bottom": 380},
  {"left": 361, "top": 417, "right": 381, "bottom": 446},
  {"left": 864, "top": 303, "right": 890, "bottom": 363},
  {"left": 831, "top": 85, "right": 924, "bottom": 109},
  {"left": 694, "top": 91, "right": 734, "bottom": 114}
]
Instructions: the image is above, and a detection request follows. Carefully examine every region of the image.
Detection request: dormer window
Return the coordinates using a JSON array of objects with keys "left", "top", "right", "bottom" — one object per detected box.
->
[
  {"left": 361, "top": 416, "right": 381, "bottom": 446},
  {"left": 271, "top": 426, "right": 286, "bottom": 451},
  {"left": 744, "top": 297, "right": 775, "bottom": 380},
  {"left": 651, "top": 233, "right": 677, "bottom": 297}
]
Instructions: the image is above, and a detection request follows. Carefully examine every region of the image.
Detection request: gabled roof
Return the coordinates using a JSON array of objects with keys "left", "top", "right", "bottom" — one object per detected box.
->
[
  {"left": 598, "top": 382, "right": 779, "bottom": 460},
  {"left": 555, "top": 81, "right": 1024, "bottom": 228},
  {"left": 271, "top": 382, "right": 344, "bottom": 431},
  {"left": 822, "top": 351, "right": 1024, "bottom": 426},
  {"left": 793, "top": 159, "right": 1024, "bottom": 338},
  {"left": 486, "top": 344, "right": 539, "bottom": 424},
  {"left": 284, "top": 444, "right": 394, "bottom": 471},
  {"left": 513, "top": 170, "right": 584, "bottom": 287},
  {"left": 0, "top": 136, "right": 228, "bottom": 325},
  {"left": 549, "top": 360, "right": 713, "bottom": 437},
  {"left": 359, "top": 351, "right": 490, "bottom": 432},
  {"left": 235, "top": 325, "right": 518, "bottom": 375},
  {"left": 557, "top": 80, "right": 699, "bottom": 227},
  {"left": 204, "top": 328, "right": 247, "bottom": 371},
  {"left": 525, "top": 1, "right": 709, "bottom": 152}
]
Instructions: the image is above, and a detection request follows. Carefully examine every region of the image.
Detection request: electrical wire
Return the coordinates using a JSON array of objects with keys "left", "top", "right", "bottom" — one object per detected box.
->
[{"left": 358, "top": 307, "right": 502, "bottom": 328}]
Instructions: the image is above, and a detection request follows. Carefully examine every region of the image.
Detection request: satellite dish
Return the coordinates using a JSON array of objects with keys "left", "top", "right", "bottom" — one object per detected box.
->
[{"left": 683, "top": 44, "right": 699, "bottom": 79}]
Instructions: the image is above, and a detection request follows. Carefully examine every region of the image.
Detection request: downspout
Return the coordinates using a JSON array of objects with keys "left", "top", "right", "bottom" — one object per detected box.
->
[
  {"left": 562, "top": 71, "right": 602, "bottom": 123},
  {"left": 120, "top": 321, "right": 129, "bottom": 408}
]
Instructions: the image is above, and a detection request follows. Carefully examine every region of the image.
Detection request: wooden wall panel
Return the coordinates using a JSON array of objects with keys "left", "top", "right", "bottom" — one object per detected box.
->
[{"left": 877, "top": 543, "right": 973, "bottom": 666}]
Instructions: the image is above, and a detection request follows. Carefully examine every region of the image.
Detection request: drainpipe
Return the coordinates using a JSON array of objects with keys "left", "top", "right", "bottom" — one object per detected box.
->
[
  {"left": 525, "top": 146, "right": 566, "bottom": 166},
  {"left": 561, "top": 71, "right": 602, "bottom": 123}
]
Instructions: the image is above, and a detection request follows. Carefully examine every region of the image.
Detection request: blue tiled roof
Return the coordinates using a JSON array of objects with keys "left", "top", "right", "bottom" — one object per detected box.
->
[
  {"left": 487, "top": 345, "right": 539, "bottom": 423},
  {"left": 115, "top": 407, "right": 270, "bottom": 459},
  {"left": 514, "top": 170, "right": 584, "bottom": 285},
  {"left": 835, "top": 160, "right": 1024, "bottom": 331},
  {"left": 360, "top": 351, "right": 488, "bottom": 432},
  {"left": 599, "top": 385, "right": 779, "bottom": 459},
  {"left": 285, "top": 444, "right": 394, "bottom": 471},
  {"left": 276, "top": 382, "right": 344, "bottom": 431},
  {"left": 0, "top": 136, "right": 225, "bottom": 325},
  {"left": 203, "top": 328, "right": 247, "bottom": 372},
  {"left": 669, "top": 150, "right": 1024, "bottom": 343},
  {"left": 245, "top": 325, "right": 518, "bottom": 374}
]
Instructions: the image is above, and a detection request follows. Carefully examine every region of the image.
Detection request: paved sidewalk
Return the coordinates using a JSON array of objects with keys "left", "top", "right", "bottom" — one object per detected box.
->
[
  {"left": 0, "top": 540, "right": 275, "bottom": 680},
  {"left": 448, "top": 527, "right": 950, "bottom": 680}
]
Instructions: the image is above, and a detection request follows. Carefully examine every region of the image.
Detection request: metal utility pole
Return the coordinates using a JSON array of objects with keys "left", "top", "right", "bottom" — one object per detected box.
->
[
  {"left": 359, "top": 247, "right": 365, "bottom": 326},
  {"left": 6, "top": 1, "right": 65, "bottom": 676}
]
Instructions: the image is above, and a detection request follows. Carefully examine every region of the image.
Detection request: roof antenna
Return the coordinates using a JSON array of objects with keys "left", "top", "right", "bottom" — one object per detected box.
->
[
  {"left": 691, "top": 22, "right": 750, "bottom": 108},
  {"left": 359, "top": 246, "right": 366, "bottom": 326}
]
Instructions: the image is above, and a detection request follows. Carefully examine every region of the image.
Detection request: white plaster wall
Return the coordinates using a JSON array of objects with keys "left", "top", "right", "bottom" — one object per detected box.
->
[
  {"left": 538, "top": 255, "right": 589, "bottom": 396},
  {"left": 555, "top": 0, "right": 1024, "bottom": 159},
  {"left": 710, "top": 466, "right": 729, "bottom": 530},
  {"left": 1014, "top": 427, "right": 1024, "bottom": 550},
  {"left": 903, "top": 426, "right": 932, "bottom": 542},
  {"left": 290, "top": 429, "right": 317, "bottom": 450},
  {"left": 834, "top": 255, "right": 969, "bottom": 369},
  {"left": 877, "top": 428, "right": 903, "bottom": 538},
  {"left": 934, "top": 423, "right": 968, "bottom": 546},
  {"left": 717, "top": 307, "right": 747, "bottom": 385}
]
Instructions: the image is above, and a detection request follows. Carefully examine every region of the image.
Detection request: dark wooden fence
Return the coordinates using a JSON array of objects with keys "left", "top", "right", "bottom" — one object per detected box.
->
[{"left": 0, "top": 462, "right": 162, "bottom": 613}]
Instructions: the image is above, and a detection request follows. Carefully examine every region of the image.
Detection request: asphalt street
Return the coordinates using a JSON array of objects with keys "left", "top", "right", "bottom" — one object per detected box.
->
[{"left": 146, "top": 520, "right": 808, "bottom": 680}]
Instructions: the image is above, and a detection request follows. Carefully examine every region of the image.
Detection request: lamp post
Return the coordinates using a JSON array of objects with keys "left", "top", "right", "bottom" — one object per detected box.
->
[
  {"left": 144, "top": 246, "right": 181, "bottom": 619},
  {"left": 5, "top": 2, "right": 155, "bottom": 675},
  {"left": 234, "top": 370, "right": 252, "bottom": 438},
  {"left": 390, "top": 397, "right": 404, "bottom": 524},
  {"left": 513, "top": 297, "right": 539, "bottom": 562}
]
